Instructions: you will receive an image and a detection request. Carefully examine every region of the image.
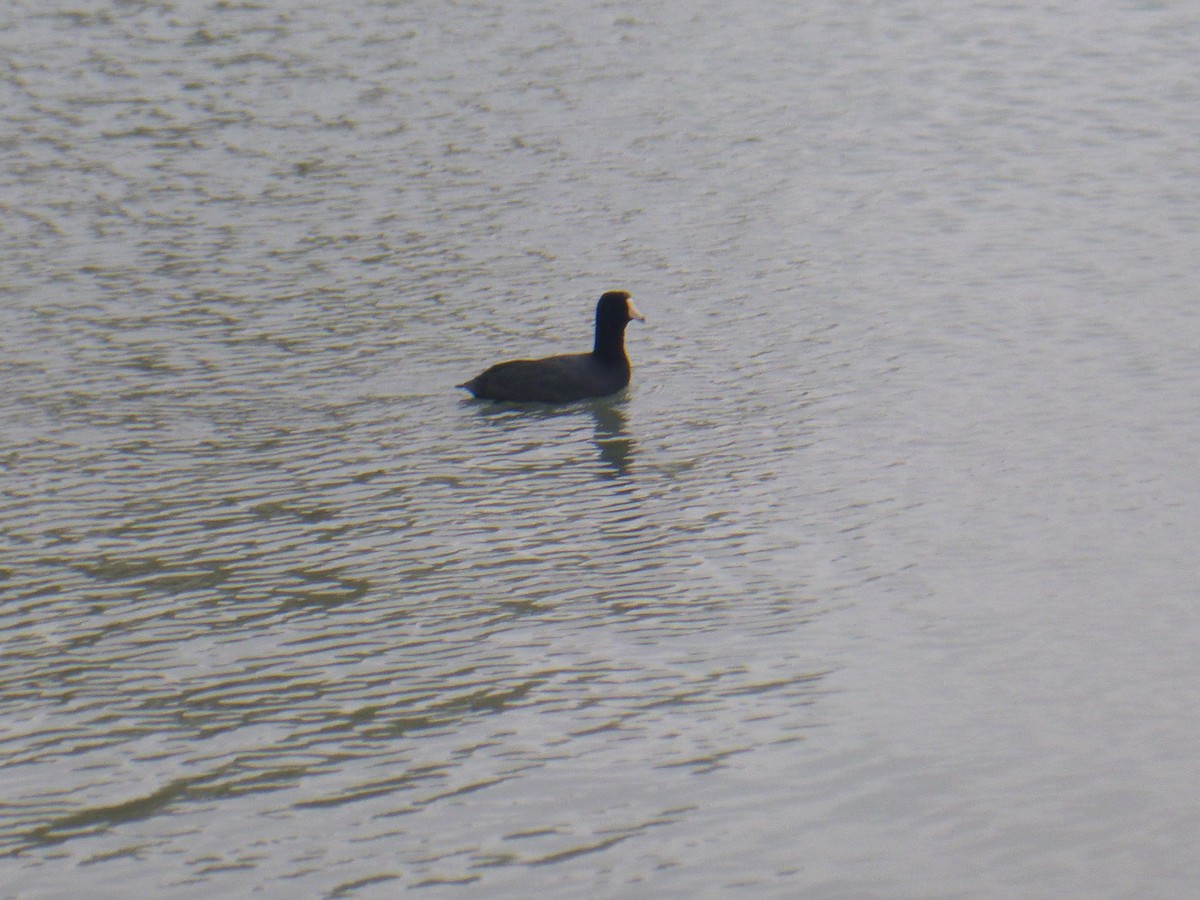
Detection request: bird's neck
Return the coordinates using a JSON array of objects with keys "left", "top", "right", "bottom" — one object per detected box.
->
[{"left": 593, "top": 330, "right": 627, "bottom": 363}]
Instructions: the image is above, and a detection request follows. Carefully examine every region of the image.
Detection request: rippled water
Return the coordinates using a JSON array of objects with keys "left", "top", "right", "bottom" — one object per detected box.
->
[{"left": 4, "top": 0, "right": 1200, "bottom": 896}]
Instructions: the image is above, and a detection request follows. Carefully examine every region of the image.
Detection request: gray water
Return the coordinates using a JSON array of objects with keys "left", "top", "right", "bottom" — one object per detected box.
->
[{"left": 3, "top": 0, "right": 1200, "bottom": 897}]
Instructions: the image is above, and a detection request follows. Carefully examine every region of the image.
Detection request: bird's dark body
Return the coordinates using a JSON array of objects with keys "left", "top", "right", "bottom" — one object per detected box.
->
[
  {"left": 459, "top": 291, "right": 643, "bottom": 404},
  {"left": 460, "top": 353, "right": 630, "bottom": 403}
]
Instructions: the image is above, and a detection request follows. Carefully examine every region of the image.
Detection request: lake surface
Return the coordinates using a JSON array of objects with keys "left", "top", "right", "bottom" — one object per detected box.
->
[{"left": 3, "top": 0, "right": 1200, "bottom": 896}]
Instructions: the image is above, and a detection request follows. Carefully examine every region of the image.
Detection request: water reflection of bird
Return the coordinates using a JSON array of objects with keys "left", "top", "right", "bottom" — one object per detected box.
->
[
  {"left": 459, "top": 291, "right": 645, "bottom": 403},
  {"left": 590, "top": 401, "right": 634, "bottom": 478}
]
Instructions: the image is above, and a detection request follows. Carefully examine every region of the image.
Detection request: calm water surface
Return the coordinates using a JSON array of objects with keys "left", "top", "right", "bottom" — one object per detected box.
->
[{"left": 3, "top": 1, "right": 1200, "bottom": 897}]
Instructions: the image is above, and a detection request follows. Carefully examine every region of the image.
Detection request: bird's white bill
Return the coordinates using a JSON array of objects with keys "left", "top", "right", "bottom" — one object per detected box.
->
[{"left": 627, "top": 298, "right": 646, "bottom": 321}]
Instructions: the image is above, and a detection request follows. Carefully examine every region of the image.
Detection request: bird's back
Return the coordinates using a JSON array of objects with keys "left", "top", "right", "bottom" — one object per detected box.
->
[{"left": 460, "top": 352, "right": 630, "bottom": 403}]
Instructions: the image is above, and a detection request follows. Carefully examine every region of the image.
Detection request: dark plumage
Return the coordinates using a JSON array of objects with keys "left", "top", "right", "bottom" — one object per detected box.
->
[{"left": 459, "top": 291, "right": 645, "bottom": 403}]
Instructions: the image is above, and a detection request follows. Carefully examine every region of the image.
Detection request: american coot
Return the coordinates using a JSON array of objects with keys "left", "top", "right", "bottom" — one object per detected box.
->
[{"left": 459, "top": 291, "right": 645, "bottom": 403}]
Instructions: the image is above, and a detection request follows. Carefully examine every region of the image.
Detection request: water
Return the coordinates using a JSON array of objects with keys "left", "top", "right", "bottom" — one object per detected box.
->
[{"left": 3, "top": 0, "right": 1200, "bottom": 896}]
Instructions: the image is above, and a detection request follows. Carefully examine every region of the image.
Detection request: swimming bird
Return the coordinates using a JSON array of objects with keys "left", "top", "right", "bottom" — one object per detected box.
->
[{"left": 459, "top": 291, "right": 645, "bottom": 403}]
